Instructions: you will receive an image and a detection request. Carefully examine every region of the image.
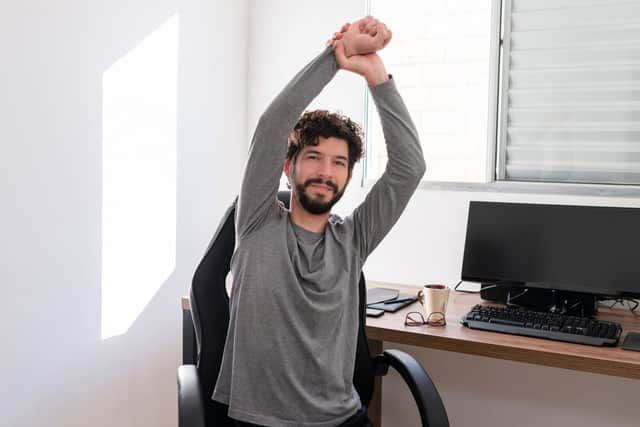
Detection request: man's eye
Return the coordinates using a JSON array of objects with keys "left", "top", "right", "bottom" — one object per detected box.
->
[
  {"left": 335, "top": 161, "right": 347, "bottom": 167},
  {"left": 308, "top": 155, "right": 319, "bottom": 160}
]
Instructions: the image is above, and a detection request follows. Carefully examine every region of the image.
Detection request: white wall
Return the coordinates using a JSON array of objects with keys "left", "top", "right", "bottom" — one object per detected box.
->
[
  {"left": 3, "top": 1, "right": 639, "bottom": 426},
  {"left": 0, "top": 1, "right": 247, "bottom": 426},
  {"left": 247, "top": 1, "right": 640, "bottom": 426}
]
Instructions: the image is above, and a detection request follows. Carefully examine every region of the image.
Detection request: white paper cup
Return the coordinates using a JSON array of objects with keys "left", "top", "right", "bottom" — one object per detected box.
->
[{"left": 417, "top": 284, "right": 450, "bottom": 323}]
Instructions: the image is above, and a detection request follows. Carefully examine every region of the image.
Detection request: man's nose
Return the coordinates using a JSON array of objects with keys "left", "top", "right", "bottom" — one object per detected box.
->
[{"left": 317, "top": 158, "right": 334, "bottom": 177}]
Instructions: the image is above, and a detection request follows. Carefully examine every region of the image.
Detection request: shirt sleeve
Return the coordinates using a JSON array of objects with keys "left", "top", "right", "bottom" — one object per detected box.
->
[
  {"left": 235, "top": 47, "right": 339, "bottom": 238},
  {"left": 351, "top": 77, "right": 426, "bottom": 260}
]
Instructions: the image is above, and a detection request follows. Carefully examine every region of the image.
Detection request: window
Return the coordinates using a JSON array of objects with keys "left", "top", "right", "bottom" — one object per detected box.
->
[
  {"left": 366, "top": 0, "right": 640, "bottom": 187},
  {"left": 366, "top": 0, "right": 494, "bottom": 183},
  {"left": 499, "top": 0, "right": 640, "bottom": 185}
]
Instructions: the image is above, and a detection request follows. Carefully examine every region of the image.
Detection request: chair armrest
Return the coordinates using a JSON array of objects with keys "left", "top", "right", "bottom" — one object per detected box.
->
[
  {"left": 177, "top": 365, "right": 206, "bottom": 427},
  {"left": 374, "top": 349, "right": 449, "bottom": 427}
]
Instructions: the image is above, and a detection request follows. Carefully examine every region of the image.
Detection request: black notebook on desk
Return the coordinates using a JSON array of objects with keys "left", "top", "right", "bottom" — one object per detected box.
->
[
  {"left": 367, "top": 287, "right": 399, "bottom": 305},
  {"left": 367, "top": 293, "right": 417, "bottom": 312}
]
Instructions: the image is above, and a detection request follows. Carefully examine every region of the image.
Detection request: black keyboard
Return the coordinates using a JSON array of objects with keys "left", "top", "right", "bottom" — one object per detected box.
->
[{"left": 461, "top": 304, "right": 622, "bottom": 346}]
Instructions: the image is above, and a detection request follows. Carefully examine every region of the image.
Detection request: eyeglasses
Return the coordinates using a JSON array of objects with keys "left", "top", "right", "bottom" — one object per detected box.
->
[{"left": 404, "top": 311, "right": 447, "bottom": 327}]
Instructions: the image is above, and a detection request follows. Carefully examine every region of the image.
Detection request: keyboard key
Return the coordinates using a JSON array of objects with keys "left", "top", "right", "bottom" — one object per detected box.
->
[{"left": 489, "top": 318, "right": 524, "bottom": 327}]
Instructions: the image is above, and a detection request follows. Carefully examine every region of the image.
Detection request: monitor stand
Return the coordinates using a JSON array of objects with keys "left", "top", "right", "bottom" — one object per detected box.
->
[{"left": 480, "top": 284, "right": 598, "bottom": 317}]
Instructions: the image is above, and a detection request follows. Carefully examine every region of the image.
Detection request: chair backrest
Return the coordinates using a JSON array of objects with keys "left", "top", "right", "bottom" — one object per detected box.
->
[{"left": 190, "top": 192, "right": 375, "bottom": 425}]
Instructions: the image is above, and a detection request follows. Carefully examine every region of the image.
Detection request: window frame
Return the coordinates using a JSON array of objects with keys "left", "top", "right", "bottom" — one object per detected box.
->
[{"left": 362, "top": 0, "right": 640, "bottom": 198}]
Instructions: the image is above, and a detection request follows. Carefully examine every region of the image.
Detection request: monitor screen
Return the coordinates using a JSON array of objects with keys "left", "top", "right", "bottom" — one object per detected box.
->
[{"left": 461, "top": 201, "right": 640, "bottom": 298}]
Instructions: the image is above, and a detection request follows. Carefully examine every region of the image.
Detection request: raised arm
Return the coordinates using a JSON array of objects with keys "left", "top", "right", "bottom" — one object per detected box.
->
[
  {"left": 236, "top": 47, "right": 339, "bottom": 237},
  {"left": 333, "top": 21, "right": 426, "bottom": 259},
  {"left": 351, "top": 78, "right": 426, "bottom": 259}
]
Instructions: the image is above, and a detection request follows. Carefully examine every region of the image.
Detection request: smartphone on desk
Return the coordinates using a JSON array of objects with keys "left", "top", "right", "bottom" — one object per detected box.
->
[{"left": 366, "top": 308, "right": 385, "bottom": 317}]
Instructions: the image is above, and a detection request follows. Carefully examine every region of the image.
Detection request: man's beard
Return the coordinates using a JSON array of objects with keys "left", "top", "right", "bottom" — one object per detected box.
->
[{"left": 293, "top": 176, "right": 346, "bottom": 215}]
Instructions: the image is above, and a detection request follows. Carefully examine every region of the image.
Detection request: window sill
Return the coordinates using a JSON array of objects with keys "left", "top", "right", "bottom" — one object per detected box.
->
[{"left": 362, "top": 179, "right": 640, "bottom": 198}]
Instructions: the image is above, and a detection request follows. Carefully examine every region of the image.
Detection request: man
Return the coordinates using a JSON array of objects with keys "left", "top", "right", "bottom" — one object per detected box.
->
[{"left": 212, "top": 16, "right": 426, "bottom": 427}]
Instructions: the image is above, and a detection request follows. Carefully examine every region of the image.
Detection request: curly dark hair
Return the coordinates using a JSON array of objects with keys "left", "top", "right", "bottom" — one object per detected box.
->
[{"left": 287, "top": 110, "right": 364, "bottom": 172}]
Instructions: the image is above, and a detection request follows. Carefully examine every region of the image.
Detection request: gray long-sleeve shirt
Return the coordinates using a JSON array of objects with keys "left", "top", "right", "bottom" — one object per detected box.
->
[{"left": 212, "top": 46, "right": 426, "bottom": 427}]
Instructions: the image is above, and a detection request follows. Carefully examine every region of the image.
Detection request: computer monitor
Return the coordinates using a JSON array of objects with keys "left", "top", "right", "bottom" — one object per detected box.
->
[{"left": 461, "top": 201, "right": 640, "bottom": 302}]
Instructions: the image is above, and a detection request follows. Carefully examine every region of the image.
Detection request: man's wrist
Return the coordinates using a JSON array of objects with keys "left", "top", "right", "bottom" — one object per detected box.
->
[{"left": 365, "top": 68, "right": 390, "bottom": 86}]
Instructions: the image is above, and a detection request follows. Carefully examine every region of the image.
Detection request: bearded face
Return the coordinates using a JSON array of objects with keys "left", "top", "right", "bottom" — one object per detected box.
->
[
  {"left": 291, "top": 173, "right": 346, "bottom": 215},
  {"left": 285, "top": 137, "right": 351, "bottom": 216}
]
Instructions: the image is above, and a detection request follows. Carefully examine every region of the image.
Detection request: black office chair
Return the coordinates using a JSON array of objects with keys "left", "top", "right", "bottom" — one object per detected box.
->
[{"left": 177, "top": 191, "right": 449, "bottom": 427}]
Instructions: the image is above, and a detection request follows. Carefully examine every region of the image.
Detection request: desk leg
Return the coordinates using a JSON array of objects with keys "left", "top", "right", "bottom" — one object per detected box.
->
[{"left": 368, "top": 338, "right": 383, "bottom": 427}]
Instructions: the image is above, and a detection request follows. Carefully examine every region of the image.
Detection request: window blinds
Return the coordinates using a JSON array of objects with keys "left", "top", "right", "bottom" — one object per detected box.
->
[{"left": 500, "top": 0, "right": 640, "bottom": 184}]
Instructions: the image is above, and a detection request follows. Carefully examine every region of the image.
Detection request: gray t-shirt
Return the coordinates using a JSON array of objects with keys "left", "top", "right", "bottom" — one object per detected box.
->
[{"left": 212, "top": 46, "right": 426, "bottom": 427}]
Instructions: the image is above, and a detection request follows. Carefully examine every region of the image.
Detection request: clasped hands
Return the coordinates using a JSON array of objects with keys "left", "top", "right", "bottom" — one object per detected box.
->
[
  {"left": 328, "top": 16, "right": 392, "bottom": 85},
  {"left": 328, "top": 16, "right": 392, "bottom": 56}
]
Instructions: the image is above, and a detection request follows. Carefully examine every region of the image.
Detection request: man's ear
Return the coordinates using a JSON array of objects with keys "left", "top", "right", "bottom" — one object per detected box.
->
[{"left": 283, "top": 159, "right": 291, "bottom": 178}]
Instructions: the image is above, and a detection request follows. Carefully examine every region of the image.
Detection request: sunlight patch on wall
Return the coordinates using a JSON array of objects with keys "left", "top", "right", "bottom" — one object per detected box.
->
[{"left": 101, "top": 14, "right": 179, "bottom": 340}]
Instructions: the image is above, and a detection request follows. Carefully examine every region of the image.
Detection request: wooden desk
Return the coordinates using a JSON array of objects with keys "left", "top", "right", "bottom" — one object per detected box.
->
[
  {"left": 367, "top": 281, "right": 640, "bottom": 380},
  {"left": 180, "top": 282, "right": 640, "bottom": 425}
]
